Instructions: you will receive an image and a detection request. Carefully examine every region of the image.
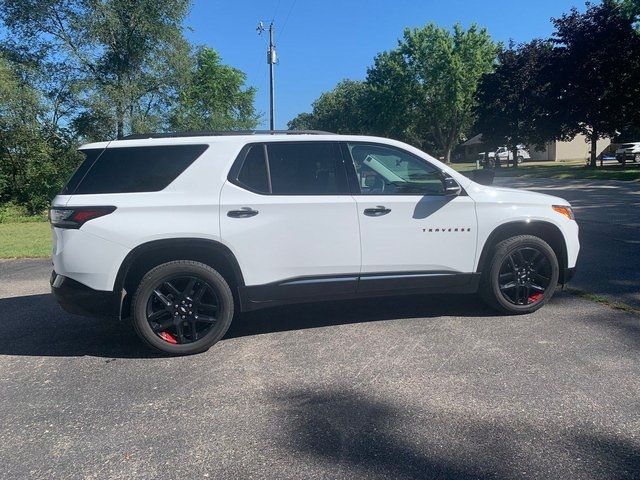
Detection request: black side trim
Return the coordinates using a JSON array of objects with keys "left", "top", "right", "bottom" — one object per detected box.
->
[
  {"left": 242, "top": 274, "right": 358, "bottom": 307},
  {"left": 358, "top": 271, "right": 475, "bottom": 293},
  {"left": 240, "top": 271, "right": 481, "bottom": 311},
  {"left": 51, "top": 272, "right": 120, "bottom": 319}
]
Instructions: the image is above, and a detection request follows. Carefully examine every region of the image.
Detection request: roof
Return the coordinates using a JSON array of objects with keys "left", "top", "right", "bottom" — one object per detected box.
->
[
  {"left": 460, "top": 134, "right": 484, "bottom": 147},
  {"left": 79, "top": 130, "right": 338, "bottom": 150},
  {"left": 121, "top": 130, "right": 335, "bottom": 140}
]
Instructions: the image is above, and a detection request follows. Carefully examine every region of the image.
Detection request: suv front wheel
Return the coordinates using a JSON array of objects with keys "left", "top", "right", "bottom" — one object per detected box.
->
[
  {"left": 131, "top": 260, "right": 234, "bottom": 355},
  {"left": 480, "top": 235, "right": 559, "bottom": 314}
]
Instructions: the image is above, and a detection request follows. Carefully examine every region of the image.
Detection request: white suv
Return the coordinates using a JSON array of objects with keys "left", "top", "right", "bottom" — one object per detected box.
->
[
  {"left": 50, "top": 131, "right": 579, "bottom": 354},
  {"left": 615, "top": 142, "right": 640, "bottom": 163}
]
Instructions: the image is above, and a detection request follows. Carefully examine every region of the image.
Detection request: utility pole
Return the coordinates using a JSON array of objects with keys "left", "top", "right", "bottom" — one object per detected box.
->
[{"left": 257, "top": 21, "right": 277, "bottom": 130}]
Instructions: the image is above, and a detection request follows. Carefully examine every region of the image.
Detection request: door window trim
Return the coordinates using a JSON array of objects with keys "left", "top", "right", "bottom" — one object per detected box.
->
[
  {"left": 228, "top": 141, "right": 351, "bottom": 196},
  {"left": 229, "top": 143, "right": 272, "bottom": 194},
  {"left": 341, "top": 141, "right": 460, "bottom": 197}
]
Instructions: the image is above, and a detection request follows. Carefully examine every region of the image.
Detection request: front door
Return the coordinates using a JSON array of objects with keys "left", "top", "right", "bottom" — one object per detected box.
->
[
  {"left": 343, "top": 142, "right": 478, "bottom": 293},
  {"left": 220, "top": 141, "right": 361, "bottom": 304}
]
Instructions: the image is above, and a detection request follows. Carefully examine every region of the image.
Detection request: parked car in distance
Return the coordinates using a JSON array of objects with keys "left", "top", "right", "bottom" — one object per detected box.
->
[
  {"left": 50, "top": 131, "right": 579, "bottom": 355},
  {"left": 615, "top": 142, "right": 640, "bottom": 163},
  {"left": 480, "top": 145, "right": 531, "bottom": 167}
]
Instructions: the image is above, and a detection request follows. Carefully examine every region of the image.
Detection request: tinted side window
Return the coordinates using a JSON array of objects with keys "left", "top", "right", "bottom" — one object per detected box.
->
[
  {"left": 348, "top": 143, "right": 444, "bottom": 195},
  {"left": 237, "top": 145, "right": 269, "bottom": 193},
  {"left": 73, "top": 144, "right": 208, "bottom": 194},
  {"left": 267, "top": 143, "right": 348, "bottom": 195},
  {"left": 60, "top": 149, "right": 104, "bottom": 195}
]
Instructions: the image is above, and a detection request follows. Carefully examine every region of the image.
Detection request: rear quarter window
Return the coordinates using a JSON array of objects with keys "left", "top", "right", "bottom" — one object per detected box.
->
[{"left": 67, "top": 144, "right": 208, "bottom": 195}]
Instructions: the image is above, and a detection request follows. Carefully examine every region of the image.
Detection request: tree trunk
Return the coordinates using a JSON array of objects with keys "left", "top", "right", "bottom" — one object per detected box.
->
[
  {"left": 444, "top": 145, "right": 452, "bottom": 164},
  {"left": 589, "top": 133, "right": 597, "bottom": 169},
  {"left": 512, "top": 145, "right": 519, "bottom": 169},
  {"left": 116, "top": 104, "right": 125, "bottom": 139}
]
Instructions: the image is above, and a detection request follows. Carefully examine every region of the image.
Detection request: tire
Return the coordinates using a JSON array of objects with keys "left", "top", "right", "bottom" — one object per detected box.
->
[
  {"left": 517, "top": 155, "right": 524, "bottom": 164},
  {"left": 634, "top": 153, "right": 640, "bottom": 163},
  {"left": 131, "top": 260, "right": 234, "bottom": 355},
  {"left": 480, "top": 235, "right": 559, "bottom": 315}
]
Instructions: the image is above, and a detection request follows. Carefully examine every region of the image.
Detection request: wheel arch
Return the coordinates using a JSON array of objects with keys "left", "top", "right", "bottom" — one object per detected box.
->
[
  {"left": 477, "top": 221, "right": 569, "bottom": 282},
  {"left": 114, "top": 238, "right": 245, "bottom": 318}
]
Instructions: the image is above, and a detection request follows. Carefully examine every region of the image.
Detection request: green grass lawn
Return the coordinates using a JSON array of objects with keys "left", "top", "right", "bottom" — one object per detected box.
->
[
  {"left": 452, "top": 159, "right": 640, "bottom": 182},
  {"left": 0, "top": 222, "right": 51, "bottom": 258}
]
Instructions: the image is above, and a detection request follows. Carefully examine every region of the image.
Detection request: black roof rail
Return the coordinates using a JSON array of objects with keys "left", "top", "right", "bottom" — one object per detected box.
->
[{"left": 121, "top": 130, "right": 335, "bottom": 140}]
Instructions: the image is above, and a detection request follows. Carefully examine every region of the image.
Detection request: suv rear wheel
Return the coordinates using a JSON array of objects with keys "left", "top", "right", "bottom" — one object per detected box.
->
[
  {"left": 131, "top": 260, "right": 234, "bottom": 355},
  {"left": 480, "top": 235, "right": 559, "bottom": 314}
]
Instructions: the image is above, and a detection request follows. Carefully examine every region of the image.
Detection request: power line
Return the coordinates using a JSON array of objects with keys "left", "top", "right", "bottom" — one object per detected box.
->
[
  {"left": 271, "top": 0, "right": 282, "bottom": 23},
  {"left": 279, "top": 0, "right": 297, "bottom": 40}
]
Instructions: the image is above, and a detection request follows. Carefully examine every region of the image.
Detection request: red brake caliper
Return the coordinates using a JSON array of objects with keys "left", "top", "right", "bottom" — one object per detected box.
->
[
  {"left": 528, "top": 292, "right": 543, "bottom": 303},
  {"left": 159, "top": 331, "right": 177, "bottom": 344}
]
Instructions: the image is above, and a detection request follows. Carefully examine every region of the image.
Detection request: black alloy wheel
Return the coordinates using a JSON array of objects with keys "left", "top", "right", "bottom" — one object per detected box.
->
[
  {"left": 146, "top": 275, "right": 219, "bottom": 345},
  {"left": 497, "top": 246, "right": 551, "bottom": 306},
  {"left": 480, "top": 235, "right": 560, "bottom": 314},
  {"left": 131, "top": 260, "right": 234, "bottom": 355}
]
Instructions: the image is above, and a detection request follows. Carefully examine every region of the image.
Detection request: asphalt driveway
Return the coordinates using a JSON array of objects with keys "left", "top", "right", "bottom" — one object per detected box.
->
[{"left": 0, "top": 176, "right": 639, "bottom": 479}]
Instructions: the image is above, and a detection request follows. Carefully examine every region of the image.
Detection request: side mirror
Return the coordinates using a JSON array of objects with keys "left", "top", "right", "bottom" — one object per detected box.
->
[{"left": 443, "top": 176, "right": 462, "bottom": 196}]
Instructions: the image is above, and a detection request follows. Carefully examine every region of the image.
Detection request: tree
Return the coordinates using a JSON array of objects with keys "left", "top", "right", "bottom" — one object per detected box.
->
[
  {"left": 550, "top": 0, "right": 640, "bottom": 168},
  {"left": 476, "top": 41, "right": 562, "bottom": 168},
  {"left": 0, "top": 0, "right": 192, "bottom": 139},
  {"left": 366, "top": 50, "right": 424, "bottom": 146},
  {"left": 287, "top": 80, "right": 371, "bottom": 133},
  {"left": 287, "top": 112, "right": 315, "bottom": 131},
  {"left": 366, "top": 23, "right": 498, "bottom": 163},
  {"left": 0, "top": 54, "right": 80, "bottom": 212},
  {"left": 169, "top": 47, "right": 259, "bottom": 131}
]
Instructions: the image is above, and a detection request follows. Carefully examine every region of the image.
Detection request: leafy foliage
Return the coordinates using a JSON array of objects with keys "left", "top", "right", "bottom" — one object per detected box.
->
[
  {"left": 0, "top": 1, "right": 258, "bottom": 212},
  {"left": 287, "top": 80, "right": 371, "bottom": 133},
  {"left": 169, "top": 47, "right": 259, "bottom": 131},
  {"left": 396, "top": 24, "right": 499, "bottom": 163},
  {"left": 290, "top": 24, "right": 498, "bottom": 163},
  {"left": 0, "top": 55, "right": 81, "bottom": 213},
  {"left": 476, "top": 41, "right": 562, "bottom": 167},
  {"left": 550, "top": 0, "right": 640, "bottom": 167},
  {"left": 0, "top": 0, "right": 192, "bottom": 139}
]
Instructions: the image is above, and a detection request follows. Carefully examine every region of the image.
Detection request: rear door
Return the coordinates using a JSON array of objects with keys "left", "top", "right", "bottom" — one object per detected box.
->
[
  {"left": 343, "top": 142, "right": 478, "bottom": 293},
  {"left": 220, "top": 141, "right": 361, "bottom": 302}
]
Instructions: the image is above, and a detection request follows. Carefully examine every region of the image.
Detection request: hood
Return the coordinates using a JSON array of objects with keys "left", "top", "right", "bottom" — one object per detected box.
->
[{"left": 473, "top": 184, "right": 571, "bottom": 206}]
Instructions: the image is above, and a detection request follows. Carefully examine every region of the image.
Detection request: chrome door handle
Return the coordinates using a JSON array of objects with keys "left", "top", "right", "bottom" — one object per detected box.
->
[
  {"left": 227, "top": 207, "right": 259, "bottom": 218},
  {"left": 363, "top": 206, "right": 391, "bottom": 216}
]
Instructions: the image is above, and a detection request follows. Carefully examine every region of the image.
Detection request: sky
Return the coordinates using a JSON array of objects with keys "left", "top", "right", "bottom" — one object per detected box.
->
[{"left": 185, "top": 0, "right": 590, "bottom": 129}]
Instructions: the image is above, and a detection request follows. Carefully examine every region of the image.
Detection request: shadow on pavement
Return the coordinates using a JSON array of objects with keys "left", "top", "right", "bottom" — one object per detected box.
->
[
  {"left": 0, "top": 292, "right": 495, "bottom": 359},
  {"left": 271, "top": 387, "right": 640, "bottom": 479},
  {"left": 226, "top": 293, "right": 495, "bottom": 339}
]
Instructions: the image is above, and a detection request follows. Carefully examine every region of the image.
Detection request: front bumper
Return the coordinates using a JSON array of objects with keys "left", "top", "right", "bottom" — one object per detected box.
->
[{"left": 51, "top": 271, "right": 120, "bottom": 318}]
